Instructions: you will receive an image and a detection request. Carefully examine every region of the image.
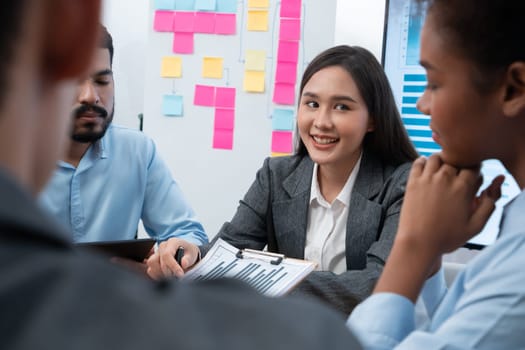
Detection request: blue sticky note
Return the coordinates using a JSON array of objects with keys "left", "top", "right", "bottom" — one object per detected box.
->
[
  {"left": 195, "top": 0, "right": 216, "bottom": 11},
  {"left": 175, "top": 0, "right": 195, "bottom": 11},
  {"left": 154, "top": 0, "right": 176, "bottom": 10},
  {"left": 272, "top": 108, "right": 295, "bottom": 131},
  {"left": 162, "top": 95, "right": 183, "bottom": 116},
  {"left": 216, "top": 0, "right": 237, "bottom": 13}
]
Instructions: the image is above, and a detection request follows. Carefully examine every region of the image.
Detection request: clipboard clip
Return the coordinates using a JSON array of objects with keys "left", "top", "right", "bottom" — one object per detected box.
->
[{"left": 236, "top": 249, "right": 285, "bottom": 265}]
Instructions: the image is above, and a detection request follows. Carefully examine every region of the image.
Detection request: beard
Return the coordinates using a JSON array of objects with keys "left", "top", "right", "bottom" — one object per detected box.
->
[{"left": 71, "top": 103, "right": 114, "bottom": 143}]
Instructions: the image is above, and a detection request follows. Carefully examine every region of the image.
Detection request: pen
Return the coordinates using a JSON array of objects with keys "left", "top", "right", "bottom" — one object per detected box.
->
[{"left": 175, "top": 246, "right": 184, "bottom": 265}]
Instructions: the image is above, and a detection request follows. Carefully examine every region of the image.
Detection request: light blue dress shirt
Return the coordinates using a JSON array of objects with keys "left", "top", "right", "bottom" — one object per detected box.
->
[
  {"left": 347, "top": 189, "right": 525, "bottom": 349},
  {"left": 39, "top": 124, "right": 208, "bottom": 245}
]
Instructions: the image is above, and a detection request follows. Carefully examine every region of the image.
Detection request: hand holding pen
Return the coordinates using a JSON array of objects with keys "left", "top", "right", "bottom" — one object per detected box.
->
[
  {"left": 175, "top": 246, "right": 185, "bottom": 266},
  {"left": 146, "top": 237, "right": 201, "bottom": 280}
]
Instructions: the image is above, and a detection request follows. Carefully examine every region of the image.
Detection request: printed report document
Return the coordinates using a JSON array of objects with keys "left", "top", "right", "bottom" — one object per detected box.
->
[{"left": 183, "top": 239, "right": 316, "bottom": 297}]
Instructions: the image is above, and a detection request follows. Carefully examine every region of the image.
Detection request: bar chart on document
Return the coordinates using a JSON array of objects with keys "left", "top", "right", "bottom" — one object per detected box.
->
[
  {"left": 383, "top": 0, "right": 520, "bottom": 247},
  {"left": 183, "top": 239, "right": 315, "bottom": 297}
]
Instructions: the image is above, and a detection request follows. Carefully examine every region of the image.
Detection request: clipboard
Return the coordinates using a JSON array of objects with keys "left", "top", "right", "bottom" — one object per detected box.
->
[
  {"left": 75, "top": 238, "right": 156, "bottom": 262},
  {"left": 183, "top": 239, "right": 316, "bottom": 297},
  {"left": 236, "top": 249, "right": 284, "bottom": 265}
]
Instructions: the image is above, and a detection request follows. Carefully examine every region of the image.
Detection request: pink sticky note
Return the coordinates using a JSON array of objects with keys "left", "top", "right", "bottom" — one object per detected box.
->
[
  {"left": 273, "top": 83, "right": 295, "bottom": 105},
  {"left": 215, "top": 13, "right": 236, "bottom": 35},
  {"left": 194, "top": 85, "right": 215, "bottom": 106},
  {"left": 275, "top": 62, "right": 297, "bottom": 84},
  {"left": 173, "top": 32, "right": 194, "bottom": 54},
  {"left": 213, "top": 128, "right": 234, "bottom": 150},
  {"left": 277, "top": 40, "right": 299, "bottom": 63},
  {"left": 271, "top": 131, "right": 293, "bottom": 153},
  {"left": 214, "top": 108, "right": 235, "bottom": 129},
  {"left": 153, "top": 11, "right": 175, "bottom": 32},
  {"left": 280, "top": 0, "right": 302, "bottom": 18},
  {"left": 279, "top": 18, "right": 301, "bottom": 41},
  {"left": 195, "top": 12, "right": 215, "bottom": 33},
  {"left": 173, "top": 11, "right": 195, "bottom": 32},
  {"left": 215, "top": 87, "right": 236, "bottom": 108}
]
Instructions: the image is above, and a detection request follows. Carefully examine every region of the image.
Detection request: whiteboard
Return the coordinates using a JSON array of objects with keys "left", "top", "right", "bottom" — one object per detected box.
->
[{"left": 142, "top": 0, "right": 344, "bottom": 238}]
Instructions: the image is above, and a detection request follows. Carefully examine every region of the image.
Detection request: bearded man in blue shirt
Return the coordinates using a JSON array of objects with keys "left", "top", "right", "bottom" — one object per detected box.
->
[{"left": 39, "top": 26, "right": 208, "bottom": 261}]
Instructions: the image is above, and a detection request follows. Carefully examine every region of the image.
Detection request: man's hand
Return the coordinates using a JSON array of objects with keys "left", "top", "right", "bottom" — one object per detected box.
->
[{"left": 146, "top": 237, "right": 200, "bottom": 280}]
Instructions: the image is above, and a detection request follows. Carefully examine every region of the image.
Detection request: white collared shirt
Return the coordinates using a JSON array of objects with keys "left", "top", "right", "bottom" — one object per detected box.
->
[{"left": 304, "top": 156, "right": 362, "bottom": 274}]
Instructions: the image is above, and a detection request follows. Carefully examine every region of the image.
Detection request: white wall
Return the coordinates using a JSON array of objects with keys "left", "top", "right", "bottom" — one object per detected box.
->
[
  {"left": 334, "top": 0, "right": 386, "bottom": 60},
  {"left": 102, "top": 0, "right": 149, "bottom": 130}
]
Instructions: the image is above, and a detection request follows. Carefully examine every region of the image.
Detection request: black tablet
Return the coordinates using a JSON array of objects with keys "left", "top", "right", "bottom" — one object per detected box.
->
[{"left": 76, "top": 238, "right": 156, "bottom": 262}]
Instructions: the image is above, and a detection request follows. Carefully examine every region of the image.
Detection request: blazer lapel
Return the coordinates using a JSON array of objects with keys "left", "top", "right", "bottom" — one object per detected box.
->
[
  {"left": 272, "top": 156, "right": 313, "bottom": 259},
  {"left": 345, "top": 151, "right": 384, "bottom": 269}
]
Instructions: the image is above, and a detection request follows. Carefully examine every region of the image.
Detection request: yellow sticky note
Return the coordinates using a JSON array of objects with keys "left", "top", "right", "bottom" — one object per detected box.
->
[
  {"left": 271, "top": 152, "right": 291, "bottom": 157},
  {"left": 245, "top": 50, "right": 266, "bottom": 71},
  {"left": 247, "top": 10, "right": 268, "bottom": 31},
  {"left": 248, "top": 0, "right": 269, "bottom": 8},
  {"left": 161, "top": 56, "right": 182, "bottom": 78},
  {"left": 243, "top": 70, "right": 265, "bottom": 92},
  {"left": 202, "top": 57, "right": 224, "bottom": 79}
]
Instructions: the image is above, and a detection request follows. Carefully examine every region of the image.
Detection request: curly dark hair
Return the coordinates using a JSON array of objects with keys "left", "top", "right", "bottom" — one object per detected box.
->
[{"left": 416, "top": 0, "right": 525, "bottom": 92}]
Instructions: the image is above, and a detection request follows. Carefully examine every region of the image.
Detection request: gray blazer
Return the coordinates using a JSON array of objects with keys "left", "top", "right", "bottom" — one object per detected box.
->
[{"left": 209, "top": 149, "right": 411, "bottom": 315}]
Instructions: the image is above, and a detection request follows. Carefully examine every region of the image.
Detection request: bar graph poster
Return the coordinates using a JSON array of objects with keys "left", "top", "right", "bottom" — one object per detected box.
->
[{"left": 382, "top": 0, "right": 520, "bottom": 247}]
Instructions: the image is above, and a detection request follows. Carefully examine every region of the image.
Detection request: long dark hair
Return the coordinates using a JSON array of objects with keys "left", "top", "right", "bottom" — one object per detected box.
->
[{"left": 295, "top": 45, "right": 418, "bottom": 166}]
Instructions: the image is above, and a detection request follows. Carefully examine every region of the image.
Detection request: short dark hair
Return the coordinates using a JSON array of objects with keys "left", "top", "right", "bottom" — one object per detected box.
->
[
  {"left": 99, "top": 25, "right": 114, "bottom": 65},
  {"left": 0, "top": 1, "right": 29, "bottom": 108},
  {"left": 417, "top": 0, "right": 525, "bottom": 92},
  {"left": 295, "top": 45, "right": 418, "bottom": 166}
]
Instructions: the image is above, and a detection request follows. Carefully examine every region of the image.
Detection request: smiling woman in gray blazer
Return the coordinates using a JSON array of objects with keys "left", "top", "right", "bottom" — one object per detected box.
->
[{"left": 148, "top": 45, "right": 418, "bottom": 315}]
